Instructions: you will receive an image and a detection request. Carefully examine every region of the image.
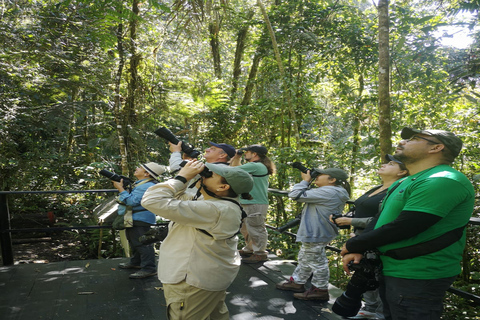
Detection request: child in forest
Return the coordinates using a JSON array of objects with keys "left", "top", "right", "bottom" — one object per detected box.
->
[{"left": 276, "top": 167, "right": 350, "bottom": 300}]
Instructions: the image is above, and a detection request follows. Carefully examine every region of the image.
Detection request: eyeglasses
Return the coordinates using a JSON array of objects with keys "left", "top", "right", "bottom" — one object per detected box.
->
[{"left": 407, "top": 135, "right": 442, "bottom": 144}]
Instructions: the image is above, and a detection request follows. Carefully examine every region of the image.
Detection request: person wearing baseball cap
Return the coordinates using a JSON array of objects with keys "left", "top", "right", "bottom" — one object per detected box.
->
[
  {"left": 113, "top": 162, "right": 165, "bottom": 279},
  {"left": 141, "top": 160, "right": 253, "bottom": 320},
  {"left": 341, "top": 127, "right": 474, "bottom": 319},
  {"left": 276, "top": 166, "right": 350, "bottom": 301},
  {"left": 399, "top": 127, "right": 463, "bottom": 163},
  {"left": 204, "top": 141, "right": 236, "bottom": 164},
  {"left": 231, "top": 144, "right": 277, "bottom": 263},
  {"left": 168, "top": 141, "right": 235, "bottom": 195}
]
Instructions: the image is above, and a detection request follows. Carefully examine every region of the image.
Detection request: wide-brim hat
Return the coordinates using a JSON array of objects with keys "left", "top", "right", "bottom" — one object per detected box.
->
[
  {"left": 313, "top": 168, "right": 348, "bottom": 182},
  {"left": 208, "top": 142, "right": 236, "bottom": 158},
  {"left": 205, "top": 163, "right": 254, "bottom": 195},
  {"left": 141, "top": 162, "right": 166, "bottom": 179},
  {"left": 400, "top": 127, "right": 463, "bottom": 158}
]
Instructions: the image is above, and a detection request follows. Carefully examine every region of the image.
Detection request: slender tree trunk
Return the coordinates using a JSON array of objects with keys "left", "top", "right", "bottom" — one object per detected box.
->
[
  {"left": 257, "top": 0, "right": 298, "bottom": 147},
  {"left": 231, "top": 10, "right": 255, "bottom": 98},
  {"left": 350, "top": 73, "right": 364, "bottom": 189},
  {"left": 123, "top": 0, "right": 141, "bottom": 169},
  {"left": 114, "top": 21, "right": 128, "bottom": 175},
  {"left": 241, "top": 52, "right": 262, "bottom": 106},
  {"left": 209, "top": 21, "right": 222, "bottom": 79},
  {"left": 378, "top": 0, "right": 392, "bottom": 160}
]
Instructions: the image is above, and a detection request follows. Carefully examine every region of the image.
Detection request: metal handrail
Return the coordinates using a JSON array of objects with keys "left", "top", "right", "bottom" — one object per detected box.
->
[{"left": 1, "top": 188, "right": 479, "bottom": 306}]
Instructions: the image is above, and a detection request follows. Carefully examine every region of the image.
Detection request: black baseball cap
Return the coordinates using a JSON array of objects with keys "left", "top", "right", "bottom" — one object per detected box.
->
[
  {"left": 385, "top": 154, "right": 403, "bottom": 165},
  {"left": 400, "top": 127, "right": 463, "bottom": 158},
  {"left": 244, "top": 144, "right": 268, "bottom": 156},
  {"left": 208, "top": 142, "right": 236, "bottom": 158}
]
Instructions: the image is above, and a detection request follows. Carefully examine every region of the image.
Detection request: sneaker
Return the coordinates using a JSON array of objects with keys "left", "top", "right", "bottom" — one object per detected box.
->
[
  {"left": 293, "top": 286, "right": 329, "bottom": 301},
  {"left": 129, "top": 270, "right": 157, "bottom": 279},
  {"left": 119, "top": 263, "right": 141, "bottom": 269},
  {"left": 242, "top": 253, "right": 268, "bottom": 264},
  {"left": 239, "top": 249, "right": 253, "bottom": 257},
  {"left": 275, "top": 277, "right": 306, "bottom": 293},
  {"left": 347, "top": 309, "right": 378, "bottom": 319}
]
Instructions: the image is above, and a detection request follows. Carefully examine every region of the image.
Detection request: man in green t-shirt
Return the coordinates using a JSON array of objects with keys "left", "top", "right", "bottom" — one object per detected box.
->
[
  {"left": 231, "top": 144, "right": 276, "bottom": 263},
  {"left": 341, "top": 127, "right": 474, "bottom": 320}
]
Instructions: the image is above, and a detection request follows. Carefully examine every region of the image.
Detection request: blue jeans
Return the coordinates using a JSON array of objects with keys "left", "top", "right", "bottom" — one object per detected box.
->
[
  {"left": 379, "top": 275, "right": 456, "bottom": 320},
  {"left": 126, "top": 224, "right": 156, "bottom": 272}
]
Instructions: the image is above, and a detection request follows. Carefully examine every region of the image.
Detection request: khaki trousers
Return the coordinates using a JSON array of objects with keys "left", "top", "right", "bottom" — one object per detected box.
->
[
  {"left": 163, "top": 281, "right": 229, "bottom": 320},
  {"left": 240, "top": 203, "right": 269, "bottom": 253}
]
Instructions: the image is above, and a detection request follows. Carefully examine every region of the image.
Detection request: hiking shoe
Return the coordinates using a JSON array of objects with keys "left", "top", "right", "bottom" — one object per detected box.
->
[
  {"left": 119, "top": 263, "right": 141, "bottom": 269},
  {"left": 242, "top": 253, "right": 268, "bottom": 264},
  {"left": 276, "top": 277, "right": 305, "bottom": 293},
  {"left": 293, "top": 286, "right": 329, "bottom": 301},
  {"left": 129, "top": 270, "right": 157, "bottom": 279},
  {"left": 239, "top": 249, "right": 253, "bottom": 257},
  {"left": 347, "top": 309, "right": 378, "bottom": 319}
]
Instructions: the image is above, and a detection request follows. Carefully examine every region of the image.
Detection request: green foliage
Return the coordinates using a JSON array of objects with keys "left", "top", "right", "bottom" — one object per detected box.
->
[{"left": 1, "top": 0, "right": 479, "bottom": 315}]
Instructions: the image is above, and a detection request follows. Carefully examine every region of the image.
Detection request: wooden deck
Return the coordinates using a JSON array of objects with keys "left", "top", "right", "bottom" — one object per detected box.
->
[{"left": 0, "top": 255, "right": 345, "bottom": 320}]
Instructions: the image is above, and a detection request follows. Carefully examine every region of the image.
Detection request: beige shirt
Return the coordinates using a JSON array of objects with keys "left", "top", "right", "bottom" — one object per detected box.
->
[{"left": 141, "top": 179, "right": 242, "bottom": 291}]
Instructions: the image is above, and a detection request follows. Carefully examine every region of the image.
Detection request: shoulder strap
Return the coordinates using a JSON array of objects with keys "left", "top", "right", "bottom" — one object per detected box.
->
[
  {"left": 383, "top": 224, "right": 467, "bottom": 260},
  {"left": 196, "top": 197, "right": 246, "bottom": 240}
]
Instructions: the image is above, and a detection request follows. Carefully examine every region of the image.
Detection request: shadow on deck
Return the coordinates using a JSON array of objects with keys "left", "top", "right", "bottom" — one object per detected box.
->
[{"left": 0, "top": 254, "right": 345, "bottom": 320}]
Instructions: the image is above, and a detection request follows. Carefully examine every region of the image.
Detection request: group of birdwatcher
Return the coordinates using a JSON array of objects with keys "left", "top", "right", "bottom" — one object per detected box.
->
[{"left": 108, "top": 126, "right": 474, "bottom": 320}]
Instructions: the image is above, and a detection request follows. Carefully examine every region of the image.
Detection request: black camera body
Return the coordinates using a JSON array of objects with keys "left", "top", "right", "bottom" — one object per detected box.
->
[
  {"left": 179, "top": 160, "right": 213, "bottom": 178},
  {"left": 154, "top": 127, "right": 201, "bottom": 159},
  {"left": 139, "top": 223, "right": 169, "bottom": 245},
  {"left": 99, "top": 169, "right": 134, "bottom": 191},
  {"left": 291, "top": 162, "right": 320, "bottom": 180},
  {"left": 331, "top": 212, "right": 352, "bottom": 230},
  {"left": 332, "top": 250, "right": 382, "bottom": 317}
]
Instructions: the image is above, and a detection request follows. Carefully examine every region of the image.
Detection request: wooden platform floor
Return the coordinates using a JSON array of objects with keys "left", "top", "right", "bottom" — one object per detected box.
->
[{"left": 0, "top": 255, "right": 345, "bottom": 320}]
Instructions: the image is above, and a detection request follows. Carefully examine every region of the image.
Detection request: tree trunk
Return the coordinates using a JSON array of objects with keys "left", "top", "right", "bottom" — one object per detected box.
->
[
  {"left": 209, "top": 21, "right": 222, "bottom": 79},
  {"left": 241, "top": 52, "right": 262, "bottom": 106},
  {"left": 378, "top": 0, "right": 392, "bottom": 161},
  {"left": 114, "top": 21, "right": 128, "bottom": 175},
  {"left": 257, "top": 0, "right": 298, "bottom": 147},
  {"left": 231, "top": 10, "right": 255, "bottom": 98},
  {"left": 122, "top": 0, "right": 141, "bottom": 171}
]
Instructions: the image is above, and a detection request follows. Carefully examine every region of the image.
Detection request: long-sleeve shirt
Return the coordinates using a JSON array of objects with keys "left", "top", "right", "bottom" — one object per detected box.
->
[
  {"left": 141, "top": 179, "right": 242, "bottom": 291},
  {"left": 117, "top": 178, "right": 156, "bottom": 224},
  {"left": 288, "top": 181, "right": 350, "bottom": 243}
]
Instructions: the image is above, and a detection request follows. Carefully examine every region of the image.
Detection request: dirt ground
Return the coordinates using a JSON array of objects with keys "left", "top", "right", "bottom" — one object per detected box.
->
[
  {"left": 10, "top": 232, "right": 86, "bottom": 264},
  {"left": 2, "top": 214, "right": 94, "bottom": 266}
]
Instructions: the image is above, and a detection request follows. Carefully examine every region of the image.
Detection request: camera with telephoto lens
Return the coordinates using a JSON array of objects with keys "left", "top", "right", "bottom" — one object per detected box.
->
[
  {"left": 291, "top": 162, "right": 320, "bottom": 180},
  {"left": 179, "top": 160, "right": 213, "bottom": 178},
  {"left": 139, "top": 223, "right": 169, "bottom": 245},
  {"left": 99, "top": 169, "right": 134, "bottom": 191},
  {"left": 332, "top": 250, "right": 382, "bottom": 318},
  {"left": 154, "top": 126, "right": 201, "bottom": 159},
  {"left": 277, "top": 215, "right": 301, "bottom": 233}
]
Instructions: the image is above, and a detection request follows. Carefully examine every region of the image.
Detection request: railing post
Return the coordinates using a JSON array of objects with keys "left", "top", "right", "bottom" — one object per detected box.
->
[{"left": 0, "top": 193, "right": 14, "bottom": 266}]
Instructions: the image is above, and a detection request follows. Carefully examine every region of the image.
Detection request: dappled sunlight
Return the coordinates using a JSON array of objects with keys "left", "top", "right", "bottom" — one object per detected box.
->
[
  {"left": 231, "top": 312, "right": 285, "bottom": 319},
  {"left": 267, "top": 297, "right": 297, "bottom": 314},
  {"left": 247, "top": 276, "right": 269, "bottom": 288},
  {"left": 45, "top": 267, "right": 84, "bottom": 276},
  {"left": 230, "top": 294, "right": 258, "bottom": 307}
]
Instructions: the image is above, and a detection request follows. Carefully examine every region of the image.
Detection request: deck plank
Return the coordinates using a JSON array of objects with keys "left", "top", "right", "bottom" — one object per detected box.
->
[{"left": 0, "top": 256, "right": 344, "bottom": 320}]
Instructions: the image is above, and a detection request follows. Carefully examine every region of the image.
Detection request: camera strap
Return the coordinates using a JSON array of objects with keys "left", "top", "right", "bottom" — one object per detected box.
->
[
  {"left": 383, "top": 223, "right": 467, "bottom": 260},
  {"left": 193, "top": 182, "right": 246, "bottom": 239}
]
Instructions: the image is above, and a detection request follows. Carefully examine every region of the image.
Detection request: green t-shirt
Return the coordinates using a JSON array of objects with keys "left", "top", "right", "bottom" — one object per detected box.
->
[
  {"left": 237, "top": 162, "right": 269, "bottom": 205},
  {"left": 375, "top": 165, "right": 474, "bottom": 279}
]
